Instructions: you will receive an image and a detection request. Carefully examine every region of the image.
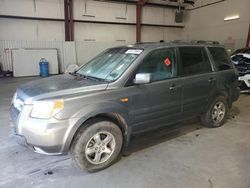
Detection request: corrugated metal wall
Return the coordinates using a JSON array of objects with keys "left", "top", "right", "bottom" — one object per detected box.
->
[
  {"left": 0, "top": 40, "right": 126, "bottom": 73},
  {"left": 0, "top": 40, "right": 64, "bottom": 72}
]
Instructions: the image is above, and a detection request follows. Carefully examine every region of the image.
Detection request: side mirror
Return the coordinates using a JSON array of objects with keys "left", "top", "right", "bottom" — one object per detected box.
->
[
  {"left": 133, "top": 73, "right": 152, "bottom": 84},
  {"left": 65, "top": 64, "right": 79, "bottom": 74}
]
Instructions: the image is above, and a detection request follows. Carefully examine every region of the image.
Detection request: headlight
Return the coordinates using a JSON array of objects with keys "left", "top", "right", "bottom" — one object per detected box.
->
[{"left": 30, "top": 100, "right": 64, "bottom": 119}]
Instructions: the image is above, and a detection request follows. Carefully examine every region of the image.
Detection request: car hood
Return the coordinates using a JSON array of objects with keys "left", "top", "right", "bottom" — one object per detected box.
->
[{"left": 16, "top": 74, "right": 108, "bottom": 104}]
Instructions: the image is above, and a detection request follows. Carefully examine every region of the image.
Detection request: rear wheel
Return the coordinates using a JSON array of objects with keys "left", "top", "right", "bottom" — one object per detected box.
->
[
  {"left": 201, "top": 96, "right": 228, "bottom": 128},
  {"left": 70, "top": 118, "right": 123, "bottom": 172}
]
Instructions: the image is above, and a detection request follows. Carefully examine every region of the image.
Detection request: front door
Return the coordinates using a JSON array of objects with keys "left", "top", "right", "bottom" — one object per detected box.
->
[{"left": 128, "top": 47, "right": 182, "bottom": 133}]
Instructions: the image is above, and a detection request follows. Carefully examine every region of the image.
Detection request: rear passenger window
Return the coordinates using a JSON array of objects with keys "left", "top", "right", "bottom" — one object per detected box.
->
[
  {"left": 179, "top": 47, "right": 212, "bottom": 76},
  {"left": 208, "top": 47, "right": 233, "bottom": 71}
]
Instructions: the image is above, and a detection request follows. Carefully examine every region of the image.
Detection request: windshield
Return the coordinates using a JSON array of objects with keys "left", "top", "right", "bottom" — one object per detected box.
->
[{"left": 77, "top": 48, "right": 143, "bottom": 82}]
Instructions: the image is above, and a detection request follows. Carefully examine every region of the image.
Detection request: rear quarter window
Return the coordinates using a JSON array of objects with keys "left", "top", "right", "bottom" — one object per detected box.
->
[{"left": 208, "top": 47, "right": 233, "bottom": 71}]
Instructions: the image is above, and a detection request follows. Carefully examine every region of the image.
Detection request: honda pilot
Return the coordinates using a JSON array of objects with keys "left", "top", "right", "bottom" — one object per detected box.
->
[{"left": 10, "top": 42, "right": 240, "bottom": 172}]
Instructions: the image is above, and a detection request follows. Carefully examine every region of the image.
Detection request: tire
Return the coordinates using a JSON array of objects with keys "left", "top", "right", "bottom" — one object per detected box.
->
[
  {"left": 201, "top": 96, "right": 228, "bottom": 128},
  {"left": 70, "top": 118, "right": 123, "bottom": 172}
]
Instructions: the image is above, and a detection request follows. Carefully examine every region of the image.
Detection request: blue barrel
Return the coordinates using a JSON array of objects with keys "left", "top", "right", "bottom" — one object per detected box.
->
[{"left": 39, "top": 58, "right": 49, "bottom": 77}]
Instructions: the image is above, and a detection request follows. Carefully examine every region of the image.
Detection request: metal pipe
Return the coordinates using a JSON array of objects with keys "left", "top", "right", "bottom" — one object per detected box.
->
[{"left": 186, "top": 0, "right": 225, "bottom": 11}]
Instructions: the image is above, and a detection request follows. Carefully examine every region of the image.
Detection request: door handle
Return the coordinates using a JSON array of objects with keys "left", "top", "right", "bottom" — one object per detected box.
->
[
  {"left": 208, "top": 78, "right": 216, "bottom": 83},
  {"left": 169, "top": 84, "right": 180, "bottom": 91}
]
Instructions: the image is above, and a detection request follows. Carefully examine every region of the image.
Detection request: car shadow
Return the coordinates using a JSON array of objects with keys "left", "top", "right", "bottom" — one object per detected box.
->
[
  {"left": 123, "top": 105, "right": 240, "bottom": 156},
  {"left": 123, "top": 117, "right": 203, "bottom": 156}
]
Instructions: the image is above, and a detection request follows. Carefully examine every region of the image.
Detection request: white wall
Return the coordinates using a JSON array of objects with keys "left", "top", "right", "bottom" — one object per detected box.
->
[
  {"left": 0, "top": 0, "right": 64, "bottom": 17},
  {"left": 0, "top": 0, "right": 184, "bottom": 42},
  {"left": 0, "top": 18, "right": 65, "bottom": 41},
  {"left": 185, "top": 0, "right": 250, "bottom": 50},
  {"left": 0, "top": 0, "right": 64, "bottom": 41}
]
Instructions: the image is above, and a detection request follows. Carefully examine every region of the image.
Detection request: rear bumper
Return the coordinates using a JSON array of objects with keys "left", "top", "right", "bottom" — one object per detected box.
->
[{"left": 231, "top": 86, "right": 240, "bottom": 102}]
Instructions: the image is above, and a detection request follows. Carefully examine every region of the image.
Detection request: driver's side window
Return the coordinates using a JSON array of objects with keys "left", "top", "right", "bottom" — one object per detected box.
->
[{"left": 137, "top": 48, "right": 176, "bottom": 82}]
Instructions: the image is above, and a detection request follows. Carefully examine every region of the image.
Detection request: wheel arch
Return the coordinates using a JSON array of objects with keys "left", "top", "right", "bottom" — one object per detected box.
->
[
  {"left": 206, "top": 90, "right": 230, "bottom": 113},
  {"left": 64, "top": 112, "right": 131, "bottom": 153},
  {"left": 215, "top": 90, "right": 232, "bottom": 108}
]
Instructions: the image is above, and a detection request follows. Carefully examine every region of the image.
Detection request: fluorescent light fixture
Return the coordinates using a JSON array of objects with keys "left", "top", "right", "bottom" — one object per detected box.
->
[{"left": 224, "top": 15, "right": 240, "bottom": 21}]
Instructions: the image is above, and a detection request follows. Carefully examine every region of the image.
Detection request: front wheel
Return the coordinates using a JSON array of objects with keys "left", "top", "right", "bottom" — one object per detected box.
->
[
  {"left": 70, "top": 118, "right": 123, "bottom": 172},
  {"left": 201, "top": 96, "right": 228, "bottom": 128}
]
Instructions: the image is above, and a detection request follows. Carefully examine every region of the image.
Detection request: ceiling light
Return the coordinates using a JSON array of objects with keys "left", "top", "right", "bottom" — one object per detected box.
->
[{"left": 224, "top": 15, "right": 240, "bottom": 21}]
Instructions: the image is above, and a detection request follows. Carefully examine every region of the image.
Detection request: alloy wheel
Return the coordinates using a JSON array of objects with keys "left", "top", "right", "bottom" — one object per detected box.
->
[
  {"left": 85, "top": 132, "right": 116, "bottom": 165},
  {"left": 212, "top": 101, "right": 226, "bottom": 124}
]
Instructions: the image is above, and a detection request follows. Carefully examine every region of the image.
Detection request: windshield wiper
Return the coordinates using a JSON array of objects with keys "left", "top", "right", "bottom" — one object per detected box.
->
[
  {"left": 73, "top": 72, "right": 106, "bottom": 82},
  {"left": 84, "top": 75, "right": 107, "bottom": 82}
]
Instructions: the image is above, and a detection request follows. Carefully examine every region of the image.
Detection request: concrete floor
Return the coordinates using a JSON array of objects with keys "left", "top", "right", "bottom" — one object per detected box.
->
[{"left": 0, "top": 77, "right": 250, "bottom": 188}]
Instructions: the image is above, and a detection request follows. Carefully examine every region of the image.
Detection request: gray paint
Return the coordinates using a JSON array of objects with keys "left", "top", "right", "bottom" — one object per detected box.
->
[{"left": 10, "top": 42, "right": 240, "bottom": 155}]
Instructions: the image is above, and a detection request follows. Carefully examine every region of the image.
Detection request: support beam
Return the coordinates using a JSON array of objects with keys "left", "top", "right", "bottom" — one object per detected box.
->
[
  {"left": 0, "top": 15, "right": 184, "bottom": 28},
  {"left": 64, "top": 0, "right": 74, "bottom": 41},
  {"left": 246, "top": 24, "right": 250, "bottom": 47},
  {"left": 64, "top": 0, "right": 70, "bottom": 41},
  {"left": 136, "top": 2, "right": 141, "bottom": 43},
  {"left": 69, "top": 0, "right": 74, "bottom": 41},
  {"left": 94, "top": 0, "right": 185, "bottom": 9},
  {"left": 136, "top": 0, "right": 147, "bottom": 43}
]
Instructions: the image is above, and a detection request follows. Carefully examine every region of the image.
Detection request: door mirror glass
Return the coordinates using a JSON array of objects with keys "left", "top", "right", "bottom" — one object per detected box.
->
[
  {"left": 133, "top": 73, "right": 152, "bottom": 84},
  {"left": 65, "top": 64, "right": 79, "bottom": 74}
]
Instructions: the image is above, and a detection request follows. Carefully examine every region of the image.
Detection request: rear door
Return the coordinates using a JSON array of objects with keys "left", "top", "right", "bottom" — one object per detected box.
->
[
  {"left": 177, "top": 46, "right": 217, "bottom": 117},
  {"left": 208, "top": 47, "right": 239, "bottom": 101}
]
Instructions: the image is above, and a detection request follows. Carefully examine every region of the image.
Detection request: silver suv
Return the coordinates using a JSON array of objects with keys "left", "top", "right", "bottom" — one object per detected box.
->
[{"left": 10, "top": 42, "right": 240, "bottom": 172}]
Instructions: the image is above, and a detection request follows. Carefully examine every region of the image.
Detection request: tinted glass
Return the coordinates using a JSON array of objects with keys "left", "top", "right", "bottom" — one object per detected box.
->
[
  {"left": 136, "top": 48, "right": 176, "bottom": 82},
  {"left": 208, "top": 47, "right": 233, "bottom": 71},
  {"left": 179, "top": 47, "right": 212, "bottom": 76}
]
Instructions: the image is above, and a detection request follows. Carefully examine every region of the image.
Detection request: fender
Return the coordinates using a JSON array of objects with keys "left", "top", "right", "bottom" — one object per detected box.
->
[{"left": 61, "top": 101, "right": 132, "bottom": 153}]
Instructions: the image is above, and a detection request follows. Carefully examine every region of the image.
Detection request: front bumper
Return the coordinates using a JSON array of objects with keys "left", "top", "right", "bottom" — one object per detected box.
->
[{"left": 10, "top": 105, "right": 79, "bottom": 155}]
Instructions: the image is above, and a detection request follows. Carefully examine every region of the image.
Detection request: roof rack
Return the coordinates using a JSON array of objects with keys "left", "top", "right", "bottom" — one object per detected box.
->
[
  {"left": 134, "top": 42, "right": 156, "bottom": 45},
  {"left": 171, "top": 40, "right": 220, "bottom": 45},
  {"left": 196, "top": 40, "right": 220, "bottom": 44},
  {"left": 170, "top": 40, "right": 183, "bottom": 43}
]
